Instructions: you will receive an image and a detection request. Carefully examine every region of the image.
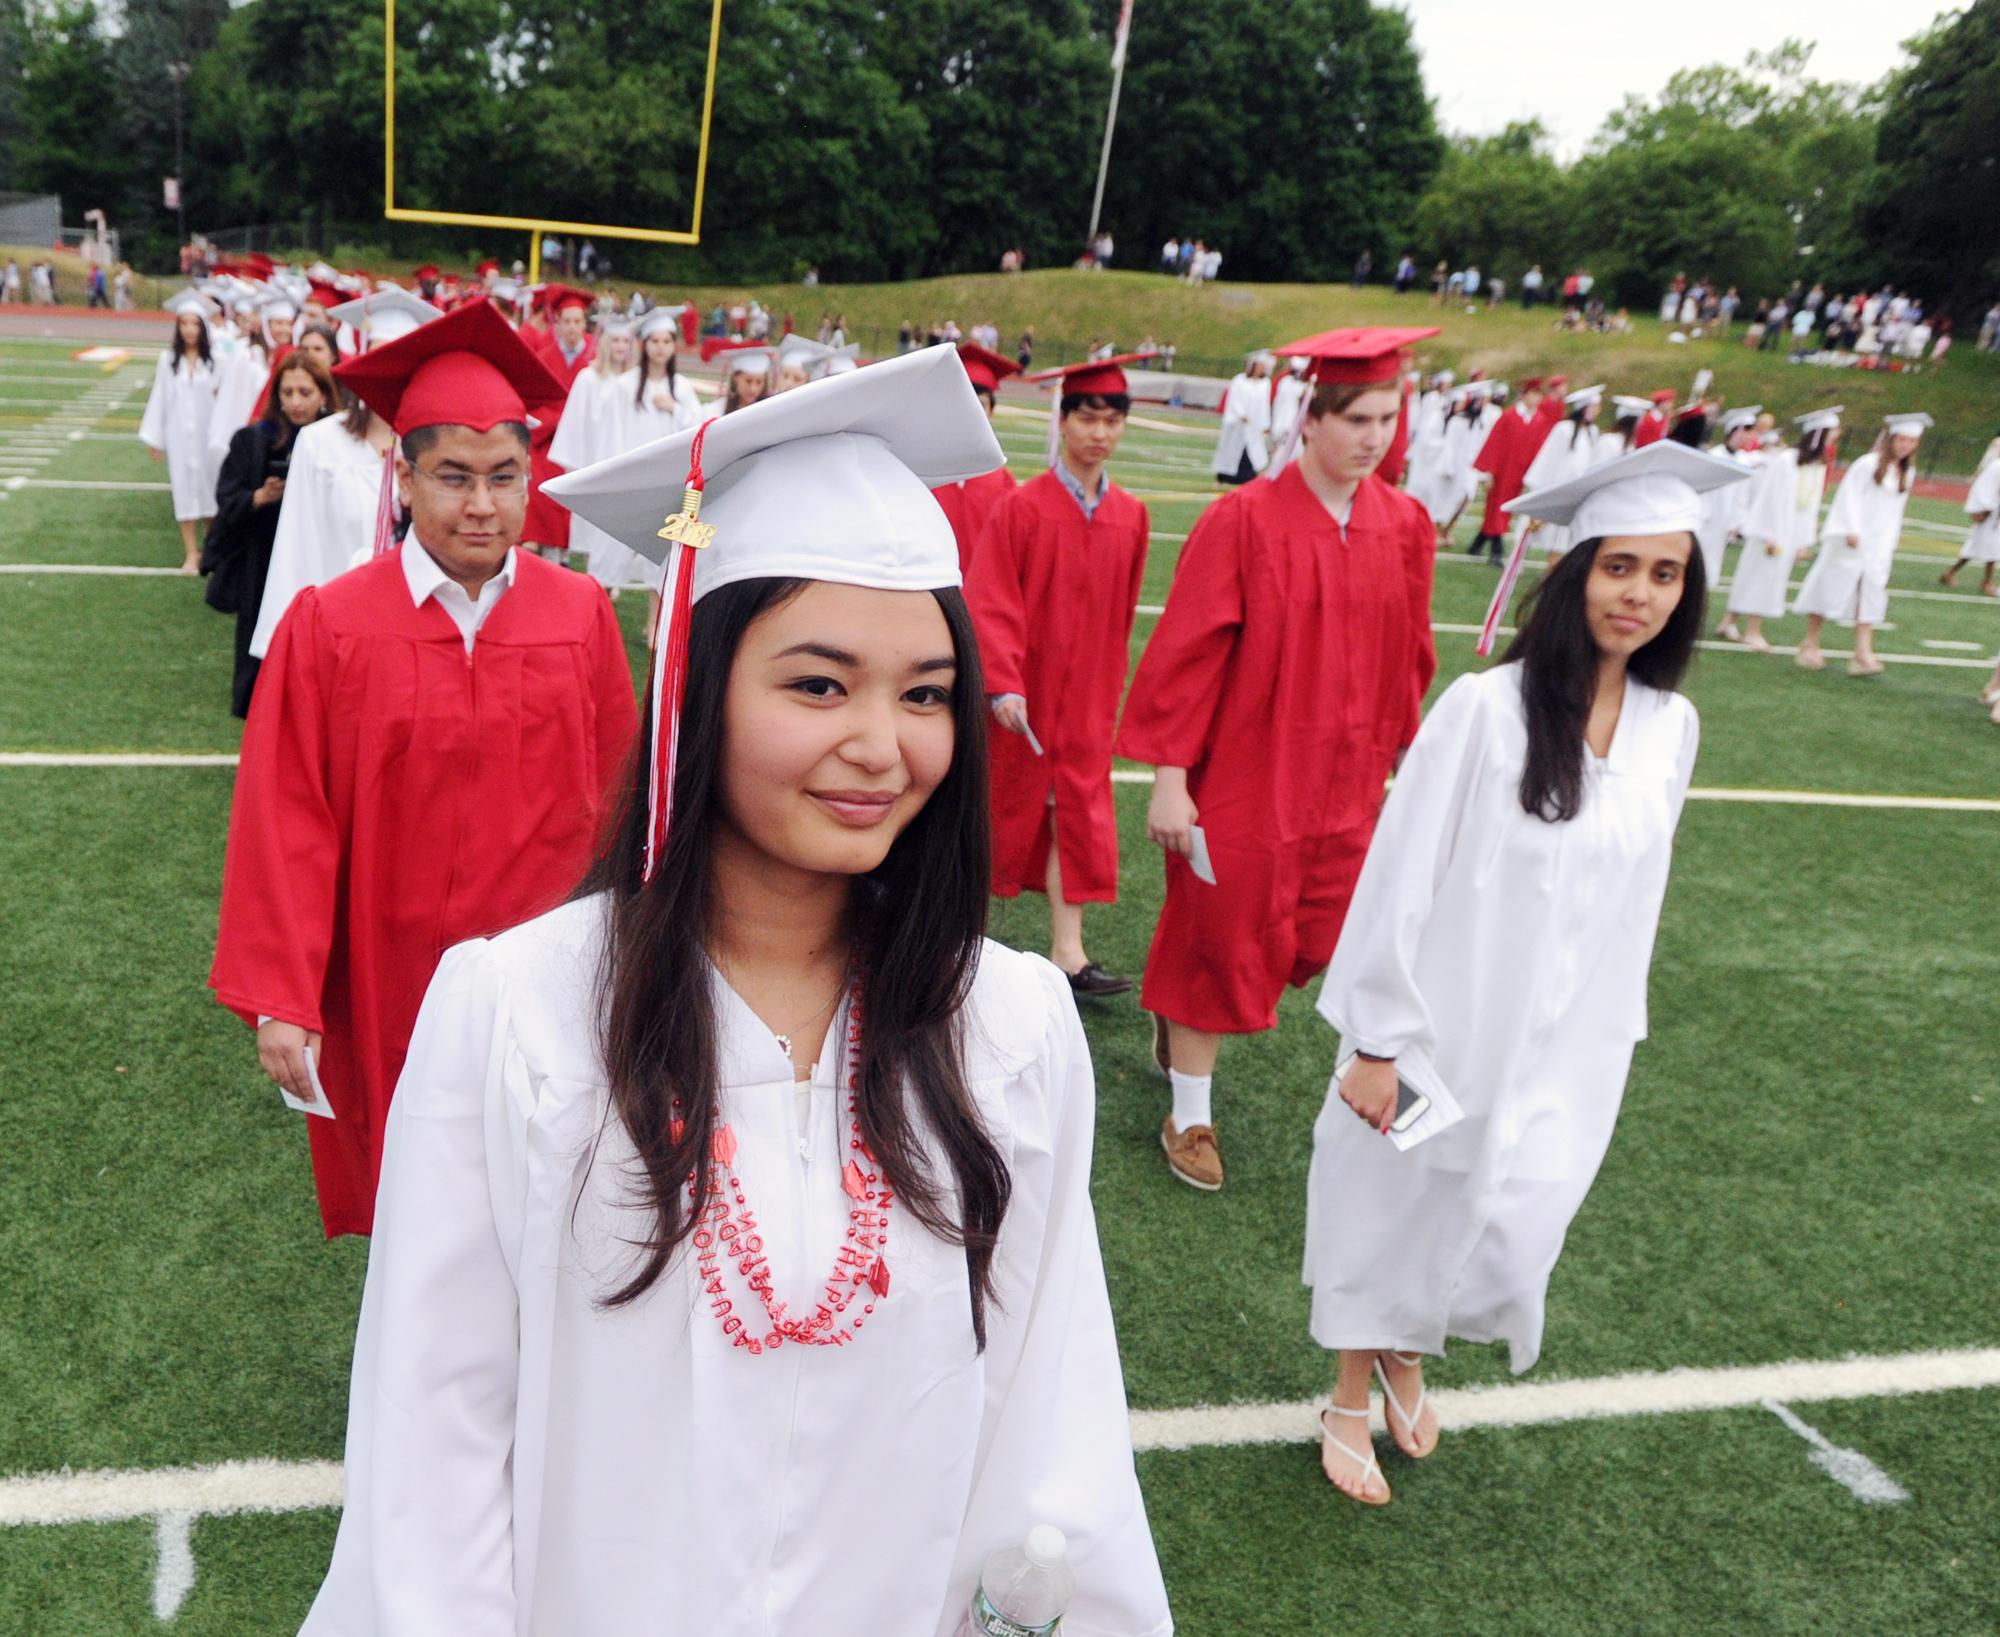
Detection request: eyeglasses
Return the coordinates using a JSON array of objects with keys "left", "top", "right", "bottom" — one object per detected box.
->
[{"left": 410, "top": 465, "right": 528, "bottom": 500}]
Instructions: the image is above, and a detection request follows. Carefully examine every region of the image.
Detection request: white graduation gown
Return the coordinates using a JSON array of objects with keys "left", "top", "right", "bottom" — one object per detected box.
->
[
  {"left": 1961, "top": 460, "right": 2000, "bottom": 564},
  {"left": 208, "top": 344, "right": 271, "bottom": 466},
  {"left": 302, "top": 899, "right": 1171, "bottom": 1637},
  {"left": 1513, "top": 423, "right": 1601, "bottom": 558},
  {"left": 1423, "top": 409, "right": 1485, "bottom": 528},
  {"left": 1792, "top": 452, "right": 1912, "bottom": 625},
  {"left": 1727, "top": 449, "right": 1804, "bottom": 618},
  {"left": 1267, "top": 373, "right": 1310, "bottom": 472},
  {"left": 548, "top": 368, "right": 639, "bottom": 590},
  {"left": 581, "top": 369, "right": 706, "bottom": 592},
  {"left": 250, "top": 416, "right": 385, "bottom": 658},
  {"left": 1402, "top": 393, "right": 1452, "bottom": 517},
  {"left": 136, "top": 349, "right": 224, "bottom": 520},
  {"left": 1785, "top": 459, "right": 1829, "bottom": 552},
  {"left": 1210, "top": 374, "right": 1271, "bottom": 479},
  {"left": 1693, "top": 448, "right": 1759, "bottom": 588},
  {"left": 1305, "top": 665, "right": 1697, "bottom": 1375}
]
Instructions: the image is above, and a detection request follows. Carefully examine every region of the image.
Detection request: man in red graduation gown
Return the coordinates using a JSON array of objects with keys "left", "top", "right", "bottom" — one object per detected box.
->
[
  {"left": 1117, "top": 327, "right": 1438, "bottom": 1192},
  {"left": 209, "top": 300, "right": 639, "bottom": 1236},
  {"left": 965, "top": 355, "right": 1150, "bottom": 998},
  {"left": 1634, "top": 388, "right": 1675, "bottom": 447},
  {"left": 932, "top": 342, "right": 1020, "bottom": 575},
  {"left": 1467, "top": 374, "right": 1551, "bottom": 558},
  {"left": 524, "top": 284, "right": 597, "bottom": 556}
]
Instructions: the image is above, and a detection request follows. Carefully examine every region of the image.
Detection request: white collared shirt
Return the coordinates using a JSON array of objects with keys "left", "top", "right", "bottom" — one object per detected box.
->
[{"left": 401, "top": 532, "right": 516, "bottom": 655}]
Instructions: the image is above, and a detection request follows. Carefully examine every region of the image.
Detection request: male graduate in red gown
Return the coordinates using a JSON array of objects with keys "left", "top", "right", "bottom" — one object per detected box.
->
[
  {"left": 524, "top": 284, "right": 597, "bottom": 558},
  {"left": 1117, "top": 328, "right": 1438, "bottom": 1192},
  {"left": 964, "top": 355, "right": 1150, "bottom": 998},
  {"left": 932, "top": 342, "right": 1020, "bottom": 575},
  {"left": 1467, "top": 374, "right": 1551, "bottom": 559},
  {"left": 209, "top": 299, "right": 639, "bottom": 1236},
  {"left": 1634, "top": 388, "right": 1675, "bottom": 447}
]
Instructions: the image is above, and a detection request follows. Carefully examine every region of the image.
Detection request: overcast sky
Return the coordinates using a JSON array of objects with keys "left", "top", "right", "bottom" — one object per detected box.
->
[{"left": 1402, "top": 0, "right": 1942, "bottom": 156}]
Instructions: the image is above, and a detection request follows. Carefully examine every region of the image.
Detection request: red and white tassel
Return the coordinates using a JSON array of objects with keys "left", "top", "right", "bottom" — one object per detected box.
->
[
  {"left": 369, "top": 447, "right": 400, "bottom": 558},
  {"left": 1476, "top": 527, "right": 1530, "bottom": 656},
  {"left": 641, "top": 417, "right": 718, "bottom": 883}
]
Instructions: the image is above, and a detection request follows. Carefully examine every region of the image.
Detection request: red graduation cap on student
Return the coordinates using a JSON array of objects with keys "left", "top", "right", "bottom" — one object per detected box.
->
[
  {"left": 333, "top": 299, "right": 567, "bottom": 559},
  {"left": 1267, "top": 326, "right": 1441, "bottom": 470},
  {"left": 537, "top": 283, "right": 593, "bottom": 317},
  {"left": 411, "top": 264, "right": 442, "bottom": 283},
  {"left": 956, "top": 342, "right": 1022, "bottom": 396},
  {"left": 306, "top": 281, "right": 343, "bottom": 310},
  {"left": 1650, "top": 388, "right": 1677, "bottom": 406},
  {"left": 1025, "top": 353, "right": 1149, "bottom": 462},
  {"left": 475, "top": 259, "right": 500, "bottom": 278}
]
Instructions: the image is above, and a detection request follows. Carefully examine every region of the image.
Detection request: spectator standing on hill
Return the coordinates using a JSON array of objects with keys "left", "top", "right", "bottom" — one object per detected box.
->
[
  {"left": 114, "top": 264, "right": 133, "bottom": 310},
  {"left": 1521, "top": 264, "right": 1544, "bottom": 308},
  {"left": 1461, "top": 264, "right": 1481, "bottom": 301},
  {"left": 1353, "top": 250, "right": 1373, "bottom": 287},
  {"left": 1486, "top": 275, "right": 1506, "bottom": 310},
  {"left": 1017, "top": 326, "right": 1035, "bottom": 370},
  {"left": 1430, "top": 261, "right": 1448, "bottom": 304},
  {"left": 1562, "top": 271, "right": 1581, "bottom": 311},
  {"left": 1, "top": 259, "right": 20, "bottom": 303},
  {"left": 1395, "top": 253, "right": 1417, "bottom": 293},
  {"left": 1162, "top": 236, "right": 1180, "bottom": 273}
]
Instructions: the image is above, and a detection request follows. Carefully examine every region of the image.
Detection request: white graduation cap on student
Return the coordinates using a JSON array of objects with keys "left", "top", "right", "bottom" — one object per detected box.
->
[
  {"left": 544, "top": 344, "right": 1005, "bottom": 881},
  {"left": 1563, "top": 383, "right": 1605, "bottom": 410},
  {"left": 1794, "top": 405, "right": 1843, "bottom": 432},
  {"left": 1505, "top": 438, "right": 1753, "bottom": 537},
  {"left": 637, "top": 307, "right": 683, "bottom": 341},
  {"left": 1612, "top": 394, "right": 1654, "bottom": 419},
  {"left": 163, "top": 288, "right": 221, "bottom": 320},
  {"left": 776, "top": 332, "right": 835, "bottom": 370},
  {"left": 719, "top": 346, "right": 774, "bottom": 380},
  {"left": 1718, "top": 404, "right": 1763, "bottom": 434},
  {"left": 327, "top": 286, "right": 443, "bottom": 349},
  {"left": 1883, "top": 412, "right": 1933, "bottom": 438}
]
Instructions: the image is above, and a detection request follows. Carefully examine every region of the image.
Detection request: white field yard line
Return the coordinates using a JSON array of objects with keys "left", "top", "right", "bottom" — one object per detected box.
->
[
  {"left": 4, "top": 754, "right": 1995, "bottom": 815},
  {"left": 2, "top": 1347, "right": 1994, "bottom": 1528}
]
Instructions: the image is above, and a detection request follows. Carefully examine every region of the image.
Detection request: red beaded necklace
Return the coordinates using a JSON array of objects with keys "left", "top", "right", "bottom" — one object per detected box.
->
[{"left": 679, "top": 990, "right": 892, "bottom": 1355}]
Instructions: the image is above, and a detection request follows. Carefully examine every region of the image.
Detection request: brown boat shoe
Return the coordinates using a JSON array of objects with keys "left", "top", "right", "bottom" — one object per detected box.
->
[{"left": 1161, "top": 1116, "right": 1224, "bottom": 1191}]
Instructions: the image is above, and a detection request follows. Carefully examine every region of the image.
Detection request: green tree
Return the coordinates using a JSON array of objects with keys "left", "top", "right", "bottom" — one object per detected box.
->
[
  {"left": 14, "top": 2, "right": 127, "bottom": 218},
  {"left": 1859, "top": 0, "right": 2000, "bottom": 317},
  {"left": 1094, "top": 0, "right": 1442, "bottom": 281},
  {"left": 0, "top": 0, "right": 28, "bottom": 190},
  {"left": 1411, "top": 121, "right": 1575, "bottom": 282}
]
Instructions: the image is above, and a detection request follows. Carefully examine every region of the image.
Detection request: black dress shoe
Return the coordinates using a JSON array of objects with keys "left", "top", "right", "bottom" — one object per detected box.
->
[{"left": 1066, "top": 962, "right": 1134, "bottom": 998}]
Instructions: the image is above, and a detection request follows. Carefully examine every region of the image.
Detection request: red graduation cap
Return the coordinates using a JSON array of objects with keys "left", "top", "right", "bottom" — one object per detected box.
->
[
  {"left": 475, "top": 259, "right": 500, "bottom": 277},
  {"left": 1517, "top": 375, "right": 1544, "bottom": 392},
  {"left": 1027, "top": 352, "right": 1149, "bottom": 398},
  {"left": 956, "top": 342, "right": 1022, "bottom": 395},
  {"left": 1650, "top": 388, "right": 1677, "bottom": 406},
  {"left": 1543, "top": 374, "right": 1569, "bottom": 392},
  {"left": 1274, "top": 326, "right": 1442, "bottom": 386},
  {"left": 411, "top": 264, "right": 441, "bottom": 282},
  {"left": 537, "top": 283, "right": 593, "bottom": 316},
  {"left": 306, "top": 282, "right": 342, "bottom": 309},
  {"left": 333, "top": 298, "right": 566, "bottom": 437}
]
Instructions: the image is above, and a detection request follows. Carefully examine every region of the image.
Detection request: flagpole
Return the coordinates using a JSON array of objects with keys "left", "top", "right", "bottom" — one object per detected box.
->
[{"left": 1086, "top": 0, "right": 1134, "bottom": 250}]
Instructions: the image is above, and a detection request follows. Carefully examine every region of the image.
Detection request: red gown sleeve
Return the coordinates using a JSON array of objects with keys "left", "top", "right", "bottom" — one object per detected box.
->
[
  {"left": 1122, "top": 500, "right": 1151, "bottom": 646},
  {"left": 1114, "top": 497, "right": 1245, "bottom": 769},
  {"left": 209, "top": 591, "right": 342, "bottom": 1033},
  {"left": 1472, "top": 414, "right": 1512, "bottom": 476},
  {"left": 964, "top": 491, "right": 1030, "bottom": 698}
]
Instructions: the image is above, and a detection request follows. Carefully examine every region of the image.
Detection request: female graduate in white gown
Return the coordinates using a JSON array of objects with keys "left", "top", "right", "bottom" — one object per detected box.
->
[
  {"left": 1210, "top": 354, "right": 1273, "bottom": 484},
  {"left": 301, "top": 347, "right": 1171, "bottom": 1637},
  {"left": 1941, "top": 438, "right": 2000, "bottom": 596},
  {"left": 1793, "top": 414, "right": 1928, "bottom": 676},
  {"left": 591, "top": 309, "right": 705, "bottom": 596},
  {"left": 549, "top": 319, "right": 640, "bottom": 590},
  {"left": 208, "top": 299, "right": 297, "bottom": 466},
  {"left": 1301, "top": 442, "right": 1747, "bottom": 1506},
  {"left": 138, "top": 294, "right": 225, "bottom": 571}
]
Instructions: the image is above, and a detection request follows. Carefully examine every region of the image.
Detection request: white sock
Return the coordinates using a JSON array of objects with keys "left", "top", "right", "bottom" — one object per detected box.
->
[{"left": 1169, "top": 1069, "right": 1214, "bottom": 1132}]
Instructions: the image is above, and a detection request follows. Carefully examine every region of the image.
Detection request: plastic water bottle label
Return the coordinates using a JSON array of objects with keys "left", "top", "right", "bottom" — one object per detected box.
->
[{"left": 968, "top": 1585, "right": 1061, "bottom": 1637}]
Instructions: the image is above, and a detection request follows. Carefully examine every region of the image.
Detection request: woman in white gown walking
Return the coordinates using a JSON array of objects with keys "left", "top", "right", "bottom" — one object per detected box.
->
[
  {"left": 1793, "top": 413, "right": 1929, "bottom": 676},
  {"left": 138, "top": 290, "right": 226, "bottom": 572},
  {"left": 1302, "top": 441, "right": 1749, "bottom": 1506}
]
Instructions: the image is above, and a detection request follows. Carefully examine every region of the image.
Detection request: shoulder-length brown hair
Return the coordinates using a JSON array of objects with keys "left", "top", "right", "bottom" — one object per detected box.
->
[
  {"left": 259, "top": 352, "right": 338, "bottom": 434},
  {"left": 1869, "top": 431, "right": 1914, "bottom": 493}
]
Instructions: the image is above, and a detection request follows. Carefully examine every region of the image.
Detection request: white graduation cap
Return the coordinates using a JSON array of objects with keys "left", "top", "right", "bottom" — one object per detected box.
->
[
  {"left": 1612, "top": 395, "right": 1653, "bottom": 419},
  {"left": 776, "top": 332, "right": 835, "bottom": 371},
  {"left": 1564, "top": 383, "right": 1605, "bottom": 410},
  {"left": 326, "top": 287, "right": 443, "bottom": 349},
  {"left": 1504, "top": 440, "right": 1753, "bottom": 540},
  {"left": 637, "top": 308, "right": 683, "bottom": 341},
  {"left": 598, "top": 314, "right": 637, "bottom": 339},
  {"left": 1793, "top": 405, "right": 1843, "bottom": 430},
  {"left": 164, "top": 288, "right": 221, "bottom": 319},
  {"left": 1883, "top": 412, "right": 1932, "bottom": 438},
  {"left": 255, "top": 288, "right": 301, "bottom": 321},
  {"left": 489, "top": 278, "right": 522, "bottom": 305},
  {"left": 821, "top": 354, "right": 860, "bottom": 377},
  {"left": 544, "top": 344, "right": 1004, "bottom": 881},
  {"left": 1718, "top": 405, "right": 1763, "bottom": 433},
  {"left": 1431, "top": 369, "right": 1457, "bottom": 387},
  {"left": 719, "top": 346, "right": 773, "bottom": 379}
]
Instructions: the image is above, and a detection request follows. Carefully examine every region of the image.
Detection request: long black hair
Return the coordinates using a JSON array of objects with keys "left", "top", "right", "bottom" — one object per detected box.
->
[
  {"left": 170, "top": 315, "right": 213, "bottom": 372},
  {"left": 1499, "top": 534, "right": 1705, "bottom": 822},
  {"left": 579, "top": 576, "right": 1011, "bottom": 1346},
  {"left": 634, "top": 328, "right": 681, "bottom": 409}
]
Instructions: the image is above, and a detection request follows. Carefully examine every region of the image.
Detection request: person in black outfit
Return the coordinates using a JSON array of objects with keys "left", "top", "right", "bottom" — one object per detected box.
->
[{"left": 201, "top": 352, "right": 335, "bottom": 717}]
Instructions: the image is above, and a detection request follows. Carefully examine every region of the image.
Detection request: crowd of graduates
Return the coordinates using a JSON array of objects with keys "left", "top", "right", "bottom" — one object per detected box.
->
[{"left": 109, "top": 257, "right": 1994, "bottom": 1624}]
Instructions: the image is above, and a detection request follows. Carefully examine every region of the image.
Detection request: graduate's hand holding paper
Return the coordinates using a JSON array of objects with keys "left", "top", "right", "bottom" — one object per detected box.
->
[
  {"left": 258, "top": 1018, "right": 325, "bottom": 1110},
  {"left": 1146, "top": 768, "right": 1199, "bottom": 858}
]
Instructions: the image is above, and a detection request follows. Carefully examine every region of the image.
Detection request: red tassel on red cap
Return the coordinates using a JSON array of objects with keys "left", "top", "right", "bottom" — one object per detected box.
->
[{"left": 642, "top": 417, "right": 719, "bottom": 883}]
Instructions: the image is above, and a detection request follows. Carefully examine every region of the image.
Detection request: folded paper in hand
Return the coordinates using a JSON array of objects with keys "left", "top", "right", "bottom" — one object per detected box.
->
[{"left": 282, "top": 1045, "right": 337, "bottom": 1119}]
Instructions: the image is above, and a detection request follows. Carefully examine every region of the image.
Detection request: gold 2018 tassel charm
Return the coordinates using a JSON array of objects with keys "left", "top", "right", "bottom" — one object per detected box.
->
[{"left": 657, "top": 484, "right": 715, "bottom": 551}]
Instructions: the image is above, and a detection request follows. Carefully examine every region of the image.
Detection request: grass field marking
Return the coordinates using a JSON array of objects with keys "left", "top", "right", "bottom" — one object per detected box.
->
[
  {"left": 1760, "top": 1399, "right": 1910, "bottom": 1507},
  {"left": 2, "top": 477, "right": 173, "bottom": 491},
  {"left": 0, "top": 563, "right": 188, "bottom": 574},
  {"left": 1107, "top": 768, "right": 2000, "bottom": 813},
  {"left": 0, "top": 1456, "right": 343, "bottom": 1527},
  {"left": 151, "top": 1510, "right": 198, "bottom": 1620},
  {"left": 1923, "top": 639, "right": 1988, "bottom": 651},
  {"left": 1128, "top": 1345, "right": 2000, "bottom": 1452},
  {"left": 0, "top": 752, "right": 242, "bottom": 767}
]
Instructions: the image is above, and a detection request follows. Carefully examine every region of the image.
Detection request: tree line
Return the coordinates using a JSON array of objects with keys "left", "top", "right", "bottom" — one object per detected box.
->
[{"left": 2, "top": 0, "right": 1994, "bottom": 317}]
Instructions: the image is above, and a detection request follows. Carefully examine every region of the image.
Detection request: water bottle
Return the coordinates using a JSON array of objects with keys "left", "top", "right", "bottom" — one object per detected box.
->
[{"left": 963, "top": 1525, "right": 1075, "bottom": 1636}]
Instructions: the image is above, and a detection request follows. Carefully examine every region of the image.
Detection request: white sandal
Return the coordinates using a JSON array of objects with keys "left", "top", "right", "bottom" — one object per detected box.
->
[
  {"left": 1317, "top": 1404, "right": 1390, "bottom": 1504},
  {"left": 1374, "top": 1351, "right": 1438, "bottom": 1459}
]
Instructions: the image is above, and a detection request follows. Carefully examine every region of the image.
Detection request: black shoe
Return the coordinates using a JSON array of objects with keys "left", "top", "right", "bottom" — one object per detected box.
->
[{"left": 1066, "top": 962, "right": 1134, "bottom": 998}]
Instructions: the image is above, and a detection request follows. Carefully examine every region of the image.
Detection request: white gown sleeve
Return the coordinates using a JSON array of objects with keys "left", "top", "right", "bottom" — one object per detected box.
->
[
  {"left": 946, "top": 961, "right": 1172, "bottom": 1637},
  {"left": 302, "top": 942, "right": 524, "bottom": 1637},
  {"left": 1315, "top": 672, "right": 1490, "bottom": 1062},
  {"left": 251, "top": 428, "right": 333, "bottom": 659},
  {"left": 137, "top": 352, "right": 171, "bottom": 452},
  {"left": 1820, "top": 458, "right": 1867, "bottom": 541},
  {"left": 548, "top": 373, "right": 599, "bottom": 469},
  {"left": 1667, "top": 697, "right": 1701, "bottom": 828}
]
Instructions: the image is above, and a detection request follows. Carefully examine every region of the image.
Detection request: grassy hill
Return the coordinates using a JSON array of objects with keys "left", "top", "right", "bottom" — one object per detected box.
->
[{"left": 12, "top": 246, "right": 1991, "bottom": 472}]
